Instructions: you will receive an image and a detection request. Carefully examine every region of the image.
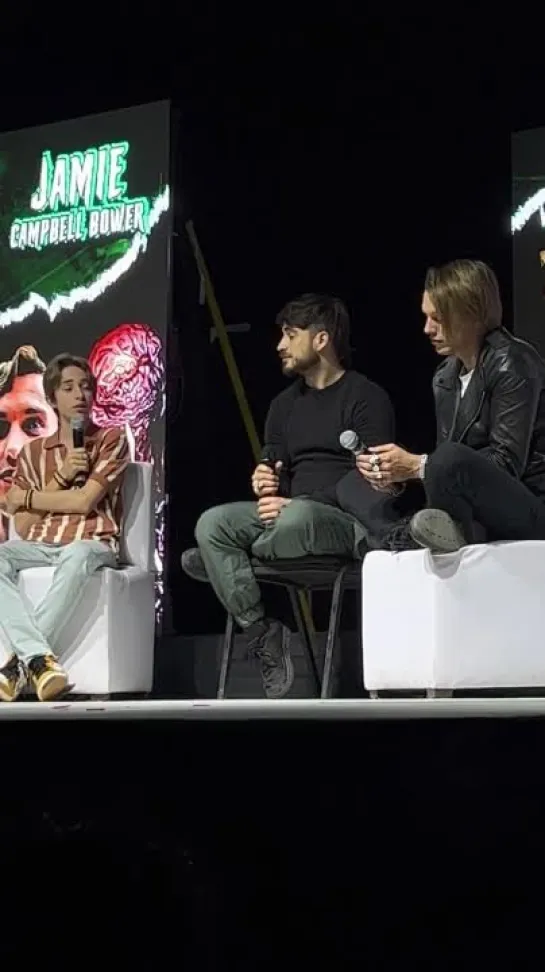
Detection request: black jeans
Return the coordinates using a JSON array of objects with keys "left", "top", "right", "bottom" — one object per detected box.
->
[
  {"left": 337, "top": 442, "right": 545, "bottom": 547},
  {"left": 336, "top": 471, "right": 417, "bottom": 548},
  {"left": 425, "top": 442, "right": 545, "bottom": 543}
]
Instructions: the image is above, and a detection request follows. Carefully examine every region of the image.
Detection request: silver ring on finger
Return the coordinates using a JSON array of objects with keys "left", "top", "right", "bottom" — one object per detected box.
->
[{"left": 376, "top": 470, "right": 383, "bottom": 481}]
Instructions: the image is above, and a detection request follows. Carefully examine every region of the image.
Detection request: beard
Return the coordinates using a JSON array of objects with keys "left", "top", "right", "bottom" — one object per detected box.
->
[{"left": 281, "top": 349, "right": 321, "bottom": 376}]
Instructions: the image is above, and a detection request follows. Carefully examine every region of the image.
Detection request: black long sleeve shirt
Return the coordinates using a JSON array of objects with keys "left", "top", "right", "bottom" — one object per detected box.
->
[{"left": 263, "top": 371, "right": 395, "bottom": 505}]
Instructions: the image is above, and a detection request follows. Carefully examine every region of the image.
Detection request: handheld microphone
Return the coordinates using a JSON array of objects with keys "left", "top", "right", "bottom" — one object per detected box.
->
[
  {"left": 261, "top": 451, "right": 277, "bottom": 471},
  {"left": 259, "top": 451, "right": 282, "bottom": 529},
  {"left": 339, "top": 429, "right": 403, "bottom": 496},
  {"left": 339, "top": 430, "right": 368, "bottom": 457},
  {"left": 70, "top": 417, "right": 87, "bottom": 489}
]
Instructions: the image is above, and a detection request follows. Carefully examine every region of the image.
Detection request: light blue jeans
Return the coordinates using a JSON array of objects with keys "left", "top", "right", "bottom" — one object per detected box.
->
[{"left": 0, "top": 539, "right": 116, "bottom": 664}]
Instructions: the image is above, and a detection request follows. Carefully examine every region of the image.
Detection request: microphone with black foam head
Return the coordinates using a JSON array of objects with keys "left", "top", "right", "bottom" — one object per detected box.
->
[{"left": 70, "top": 417, "right": 88, "bottom": 489}]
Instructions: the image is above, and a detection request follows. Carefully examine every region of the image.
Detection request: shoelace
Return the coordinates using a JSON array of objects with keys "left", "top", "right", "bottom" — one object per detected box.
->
[
  {"left": 248, "top": 632, "right": 282, "bottom": 672},
  {"left": 385, "top": 517, "right": 416, "bottom": 551},
  {"left": 246, "top": 627, "right": 269, "bottom": 661},
  {"left": 259, "top": 647, "right": 280, "bottom": 670}
]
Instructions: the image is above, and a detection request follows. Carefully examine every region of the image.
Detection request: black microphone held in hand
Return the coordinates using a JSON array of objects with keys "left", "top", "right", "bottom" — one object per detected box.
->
[
  {"left": 259, "top": 452, "right": 281, "bottom": 528},
  {"left": 70, "top": 417, "right": 87, "bottom": 489},
  {"left": 261, "top": 451, "right": 277, "bottom": 472}
]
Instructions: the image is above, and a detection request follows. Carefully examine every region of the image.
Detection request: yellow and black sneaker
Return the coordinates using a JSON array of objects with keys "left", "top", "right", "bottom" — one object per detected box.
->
[
  {"left": 0, "top": 655, "right": 27, "bottom": 702},
  {"left": 28, "top": 654, "right": 69, "bottom": 702}
]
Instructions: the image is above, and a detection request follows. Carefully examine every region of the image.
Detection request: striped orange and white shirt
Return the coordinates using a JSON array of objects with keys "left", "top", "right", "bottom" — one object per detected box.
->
[{"left": 14, "top": 425, "right": 130, "bottom": 551}]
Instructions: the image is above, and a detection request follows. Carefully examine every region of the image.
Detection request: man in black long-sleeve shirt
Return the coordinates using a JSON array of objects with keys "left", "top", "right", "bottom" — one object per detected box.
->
[{"left": 182, "top": 294, "right": 394, "bottom": 698}]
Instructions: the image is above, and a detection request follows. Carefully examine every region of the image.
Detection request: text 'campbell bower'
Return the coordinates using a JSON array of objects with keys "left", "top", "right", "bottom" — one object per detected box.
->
[{"left": 9, "top": 141, "right": 152, "bottom": 251}]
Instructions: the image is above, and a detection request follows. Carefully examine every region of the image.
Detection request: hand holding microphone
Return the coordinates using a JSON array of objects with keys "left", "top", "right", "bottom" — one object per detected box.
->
[
  {"left": 340, "top": 430, "right": 403, "bottom": 494},
  {"left": 60, "top": 418, "right": 89, "bottom": 488},
  {"left": 251, "top": 455, "right": 283, "bottom": 497},
  {"left": 252, "top": 453, "right": 290, "bottom": 524}
]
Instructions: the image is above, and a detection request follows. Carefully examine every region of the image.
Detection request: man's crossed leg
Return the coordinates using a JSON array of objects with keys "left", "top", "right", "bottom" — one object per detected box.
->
[{"left": 183, "top": 498, "right": 364, "bottom": 698}]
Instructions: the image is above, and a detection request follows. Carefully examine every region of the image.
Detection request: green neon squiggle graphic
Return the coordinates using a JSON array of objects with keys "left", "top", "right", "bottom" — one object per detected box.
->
[{"left": 0, "top": 185, "right": 170, "bottom": 328}]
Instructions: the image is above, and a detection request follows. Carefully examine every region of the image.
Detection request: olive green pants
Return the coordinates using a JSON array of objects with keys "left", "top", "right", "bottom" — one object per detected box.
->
[{"left": 195, "top": 498, "right": 364, "bottom": 627}]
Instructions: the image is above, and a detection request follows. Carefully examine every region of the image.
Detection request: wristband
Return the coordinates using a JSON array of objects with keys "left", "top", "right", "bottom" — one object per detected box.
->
[{"left": 418, "top": 454, "right": 428, "bottom": 480}]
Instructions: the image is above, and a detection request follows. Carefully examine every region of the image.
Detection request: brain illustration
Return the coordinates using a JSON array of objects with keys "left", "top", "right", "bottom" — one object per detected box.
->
[{"left": 89, "top": 322, "right": 164, "bottom": 458}]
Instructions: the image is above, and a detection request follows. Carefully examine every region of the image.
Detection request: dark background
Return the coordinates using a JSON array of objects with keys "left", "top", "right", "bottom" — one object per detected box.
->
[
  {"left": 0, "top": 14, "right": 519, "bottom": 638},
  {"left": 167, "top": 17, "right": 516, "bottom": 635},
  {"left": 2, "top": 8, "right": 545, "bottom": 965}
]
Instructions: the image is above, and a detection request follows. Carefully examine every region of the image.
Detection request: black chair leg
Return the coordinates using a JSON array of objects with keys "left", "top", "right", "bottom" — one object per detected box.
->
[
  {"left": 287, "top": 586, "right": 321, "bottom": 697},
  {"left": 217, "top": 613, "right": 235, "bottom": 699},
  {"left": 321, "top": 567, "right": 348, "bottom": 699}
]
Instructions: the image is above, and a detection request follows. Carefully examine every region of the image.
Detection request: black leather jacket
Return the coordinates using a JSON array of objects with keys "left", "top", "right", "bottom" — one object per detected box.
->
[{"left": 433, "top": 328, "right": 545, "bottom": 499}]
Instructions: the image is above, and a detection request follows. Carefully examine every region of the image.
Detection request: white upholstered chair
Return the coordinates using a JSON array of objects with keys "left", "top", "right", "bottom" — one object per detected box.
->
[
  {"left": 361, "top": 543, "right": 545, "bottom": 694},
  {"left": 1, "top": 461, "right": 155, "bottom": 696}
]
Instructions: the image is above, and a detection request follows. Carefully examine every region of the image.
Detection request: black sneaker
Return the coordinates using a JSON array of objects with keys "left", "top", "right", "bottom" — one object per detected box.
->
[
  {"left": 0, "top": 655, "right": 27, "bottom": 703},
  {"left": 383, "top": 517, "right": 420, "bottom": 552},
  {"left": 181, "top": 547, "right": 208, "bottom": 583},
  {"left": 410, "top": 509, "right": 466, "bottom": 553},
  {"left": 247, "top": 620, "right": 294, "bottom": 700}
]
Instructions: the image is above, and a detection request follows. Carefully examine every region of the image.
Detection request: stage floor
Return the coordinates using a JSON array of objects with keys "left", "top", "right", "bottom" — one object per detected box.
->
[{"left": 2, "top": 697, "right": 545, "bottom": 720}]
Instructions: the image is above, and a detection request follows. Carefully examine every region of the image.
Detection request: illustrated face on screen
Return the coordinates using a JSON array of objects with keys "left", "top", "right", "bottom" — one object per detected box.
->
[
  {"left": 0, "top": 370, "right": 56, "bottom": 497},
  {"left": 89, "top": 322, "right": 164, "bottom": 462},
  {"left": 89, "top": 321, "right": 165, "bottom": 612}
]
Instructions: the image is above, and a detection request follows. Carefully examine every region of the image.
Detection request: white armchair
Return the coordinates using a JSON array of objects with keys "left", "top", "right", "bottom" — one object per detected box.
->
[
  {"left": 3, "top": 461, "right": 155, "bottom": 696},
  {"left": 361, "top": 542, "right": 545, "bottom": 693}
]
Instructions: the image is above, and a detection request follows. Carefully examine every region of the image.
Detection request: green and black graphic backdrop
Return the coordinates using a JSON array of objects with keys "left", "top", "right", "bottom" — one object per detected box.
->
[{"left": 0, "top": 100, "right": 171, "bottom": 622}]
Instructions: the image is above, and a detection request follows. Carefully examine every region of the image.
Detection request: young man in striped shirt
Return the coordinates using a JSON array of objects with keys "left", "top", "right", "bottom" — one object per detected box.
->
[{"left": 0, "top": 353, "right": 130, "bottom": 702}]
